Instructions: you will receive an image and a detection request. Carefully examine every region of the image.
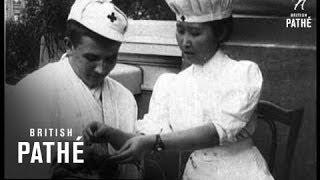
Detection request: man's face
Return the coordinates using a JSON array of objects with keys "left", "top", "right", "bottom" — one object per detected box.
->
[{"left": 68, "top": 35, "right": 121, "bottom": 88}]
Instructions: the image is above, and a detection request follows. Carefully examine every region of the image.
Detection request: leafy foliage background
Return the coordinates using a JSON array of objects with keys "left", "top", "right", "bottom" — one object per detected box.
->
[{"left": 5, "top": 0, "right": 175, "bottom": 84}]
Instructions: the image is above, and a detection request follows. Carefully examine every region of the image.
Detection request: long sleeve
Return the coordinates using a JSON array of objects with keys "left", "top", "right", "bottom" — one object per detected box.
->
[
  {"left": 211, "top": 62, "right": 263, "bottom": 145},
  {"left": 136, "top": 73, "right": 175, "bottom": 135}
]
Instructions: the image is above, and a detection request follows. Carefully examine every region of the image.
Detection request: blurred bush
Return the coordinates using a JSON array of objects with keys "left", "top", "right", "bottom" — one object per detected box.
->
[
  {"left": 113, "top": 0, "right": 175, "bottom": 20},
  {"left": 5, "top": 0, "right": 74, "bottom": 84},
  {"left": 6, "top": 19, "right": 41, "bottom": 84}
]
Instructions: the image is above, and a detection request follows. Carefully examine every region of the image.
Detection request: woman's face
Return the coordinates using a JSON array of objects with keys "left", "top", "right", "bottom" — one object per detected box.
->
[{"left": 176, "top": 21, "right": 219, "bottom": 65}]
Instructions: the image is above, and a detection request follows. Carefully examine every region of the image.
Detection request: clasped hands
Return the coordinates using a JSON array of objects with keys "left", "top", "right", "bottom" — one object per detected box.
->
[{"left": 82, "top": 121, "right": 154, "bottom": 164}]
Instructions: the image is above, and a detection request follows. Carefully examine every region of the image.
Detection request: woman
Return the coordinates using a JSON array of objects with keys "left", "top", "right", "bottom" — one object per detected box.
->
[{"left": 83, "top": 0, "right": 274, "bottom": 179}]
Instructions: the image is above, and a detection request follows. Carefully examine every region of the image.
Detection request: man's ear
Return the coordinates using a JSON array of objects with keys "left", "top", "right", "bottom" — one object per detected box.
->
[{"left": 64, "top": 37, "right": 73, "bottom": 54}]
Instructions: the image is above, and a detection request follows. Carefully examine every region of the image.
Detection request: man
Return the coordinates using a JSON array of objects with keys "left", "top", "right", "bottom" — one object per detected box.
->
[{"left": 5, "top": 0, "right": 139, "bottom": 178}]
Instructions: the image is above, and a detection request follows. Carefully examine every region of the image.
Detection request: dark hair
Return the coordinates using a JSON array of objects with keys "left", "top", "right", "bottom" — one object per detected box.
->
[
  {"left": 65, "top": 19, "right": 118, "bottom": 47},
  {"left": 206, "top": 16, "right": 233, "bottom": 44}
]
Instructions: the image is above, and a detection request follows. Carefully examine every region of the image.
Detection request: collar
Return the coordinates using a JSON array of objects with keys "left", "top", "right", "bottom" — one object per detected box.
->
[
  {"left": 192, "top": 49, "right": 229, "bottom": 77},
  {"left": 90, "top": 85, "right": 103, "bottom": 102}
]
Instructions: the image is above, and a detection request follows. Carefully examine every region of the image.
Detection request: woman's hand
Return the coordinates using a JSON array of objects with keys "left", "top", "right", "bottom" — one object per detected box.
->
[
  {"left": 83, "top": 121, "right": 110, "bottom": 145},
  {"left": 108, "top": 135, "right": 155, "bottom": 164}
]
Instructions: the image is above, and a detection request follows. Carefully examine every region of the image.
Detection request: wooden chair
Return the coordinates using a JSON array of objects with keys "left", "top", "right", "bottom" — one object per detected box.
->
[{"left": 254, "top": 100, "right": 304, "bottom": 179}]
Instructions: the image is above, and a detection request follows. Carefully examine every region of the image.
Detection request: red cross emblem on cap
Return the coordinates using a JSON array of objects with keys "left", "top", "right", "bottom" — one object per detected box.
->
[
  {"left": 181, "top": 15, "right": 185, "bottom": 21},
  {"left": 107, "top": 12, "right": 117, "bottom": 22}
]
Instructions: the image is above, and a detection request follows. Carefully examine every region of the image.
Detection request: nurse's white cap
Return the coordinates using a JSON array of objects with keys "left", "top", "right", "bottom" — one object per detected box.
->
[
  {"left": 165, "top": 0, "right": 233, "bottom": 23},
  {"left": 68, "top": 0, "right": 128, "bottom": 42}
]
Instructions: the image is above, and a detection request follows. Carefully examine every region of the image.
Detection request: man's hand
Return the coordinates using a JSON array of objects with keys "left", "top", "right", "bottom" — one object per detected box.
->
[
  {"left": 108, "top": 135, "right": 155, "bottom": 164},
  {"left": 83, "top": 121, "right": 110, "bottom": 145}
]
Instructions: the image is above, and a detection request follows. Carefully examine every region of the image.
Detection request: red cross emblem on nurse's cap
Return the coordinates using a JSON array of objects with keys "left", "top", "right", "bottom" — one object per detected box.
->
[
  {"left": 181, "top": 15, "right": 186, "bottom": 21},
  {"left": 107, "top": 12, "right": 117, "bottom": 22}
]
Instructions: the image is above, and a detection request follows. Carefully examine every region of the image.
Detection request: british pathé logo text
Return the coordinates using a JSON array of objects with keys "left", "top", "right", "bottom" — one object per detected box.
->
[
  {"left": 294, "top": 0, "right": 307, "bottom": 11},
  {"left": 286, "top": 0, "right": 311, "bottom": 28},
  {"left": 18, "top": 128, "right": 84, "bottom": 164}
]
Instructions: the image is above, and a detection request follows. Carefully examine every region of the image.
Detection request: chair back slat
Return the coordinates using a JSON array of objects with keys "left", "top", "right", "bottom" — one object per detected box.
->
[
  {"left": 257, "top": 100, "right": 292, "bottom": 126},
  {"left": 256, "top": 115, "right": 277, "bottom": 172},
  {"left": 255, "top": 100, "right": 304, "bottom": 180},
  {"left": 284, "top": 108, "right": 304, "bottom": 178}
]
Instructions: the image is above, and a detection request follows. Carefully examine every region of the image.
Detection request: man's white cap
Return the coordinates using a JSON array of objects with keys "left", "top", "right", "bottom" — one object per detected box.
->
[
  {"left": 165, "top": 0, "right": 233, "bottom": 23},
  {"left": 68, "top": 0, "right": 128, "bottom": 42}
]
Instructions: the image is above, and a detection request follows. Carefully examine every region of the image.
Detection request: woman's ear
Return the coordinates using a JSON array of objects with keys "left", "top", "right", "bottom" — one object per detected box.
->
[
  {"left": 217, "top": 25, "right": 228, "bottom": 43},
  {"left": 218, "top": 20, "right": 233, "bottom": 43},
  {"left": 64, "top": 37, "right": 73, "bottom": 55}
]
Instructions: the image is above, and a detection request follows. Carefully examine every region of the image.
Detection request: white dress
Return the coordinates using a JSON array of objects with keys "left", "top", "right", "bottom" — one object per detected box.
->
[{"left": 136, "top": 50, "right": 274, "bottom": 180}]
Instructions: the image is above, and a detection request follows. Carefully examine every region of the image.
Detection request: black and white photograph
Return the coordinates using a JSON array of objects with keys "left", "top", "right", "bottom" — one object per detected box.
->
[{"left": 4, "top": 0, "right": 316, "bottom": 179}]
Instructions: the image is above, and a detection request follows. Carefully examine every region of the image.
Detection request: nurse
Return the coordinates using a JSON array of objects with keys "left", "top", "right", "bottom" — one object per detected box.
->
[{"left": 84, "top": 0, "right": 274, "bottom": 179}]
